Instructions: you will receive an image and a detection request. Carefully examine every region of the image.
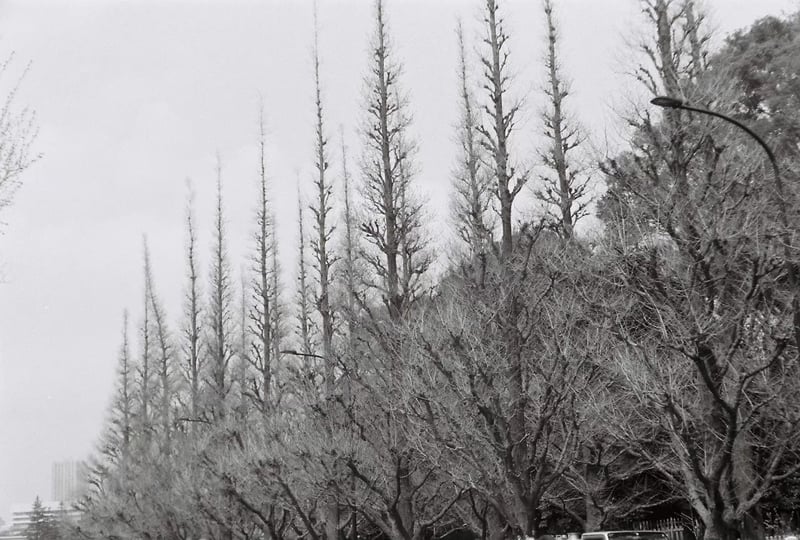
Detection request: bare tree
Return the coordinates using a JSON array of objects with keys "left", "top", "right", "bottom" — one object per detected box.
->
[
  {"left": 474, "top": 6, "right": 542, "bottom": 524},
  {"left": 308, "top": 9, "right": 342, "bottom": 537},
  {"left": 536, "top": 0, "right": 590, "bottom": 241},
  {"left": 310, "top": 2, "right": 336, "bottom": 403},
  {"left": 0, "top": 52, "right": 38, "bottom": 219},
  {"left": 548, "top": 323, "right": 675, "bottom": 531},
  {"left": 118, "top": 310, "right": 133, "bottom": 465},
  {"left": 476, "top": 0, "right": 524, "bottom": 259},
  {"left": 206, "top": 157, "right": 234, "bottom": 420},
  {"left": 451, "top": 20, "right": 493, "bottom": 283},
  {"left": 81, "top": 311, "right": 137, "bottom": 537},
  {"left": 247, "top": 110, "right": 277, "bottom": 416},
  {"left": 271, "top": 220, "right": 286, "bottom": 391},
  {"left": 359, "top": 0, "right": 429, "bottom": 320},
  {"left": 234, "top": 270, "right": 251, "bottom": 421},
  {"left": 144, "top": 237, "right": 176, "bottom": 456},
  {"left": 181, "top": 181, "right": 204, "bottom": 426},
  {"left": 296, "top": 188, "right": 315, "bottom": 359},
  {"left": 136, "top": 240, "right": 154, "bottom": 448},
  {"left": 407, "top": 237, "right": 593, "bottom": 539},
  {"left": 339, "top": 132, "right": 360, "bottom": 330},
  {"left": 335, "top": 4, "right": 457, "bottom": 540},
  {"left": 101, "top": 310, "right": 134, "bottom": 469},
  {"left": 596, "top": 3, "right": 800, "bottom": 539},
  {"left": 337, "top": 131, "right": 363, "bottom": 540}
]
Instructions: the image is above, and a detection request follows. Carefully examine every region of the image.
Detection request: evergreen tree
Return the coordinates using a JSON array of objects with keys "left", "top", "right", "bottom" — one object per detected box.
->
[{"left": 25, "top": 497, "right": 59, "bottom": 540}]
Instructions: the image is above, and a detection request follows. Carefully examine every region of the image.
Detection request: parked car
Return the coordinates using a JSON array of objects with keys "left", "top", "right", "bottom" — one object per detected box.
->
[{"left": 581, "top": 532, "right": 669, "bottom": 540}]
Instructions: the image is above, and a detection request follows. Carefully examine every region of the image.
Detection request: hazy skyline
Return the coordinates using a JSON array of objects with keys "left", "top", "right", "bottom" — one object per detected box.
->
[{"left": 0, "top": 0, "right": 797, "bottom": 523}]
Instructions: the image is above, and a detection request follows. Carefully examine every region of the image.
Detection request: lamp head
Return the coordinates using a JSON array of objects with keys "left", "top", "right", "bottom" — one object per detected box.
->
[{"left": 651, "top": 96, "right": 684, "bottom": 109}]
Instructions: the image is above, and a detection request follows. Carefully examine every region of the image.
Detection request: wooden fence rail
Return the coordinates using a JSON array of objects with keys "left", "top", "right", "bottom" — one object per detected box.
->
[
  {"left": 633, "top": 516, "right": 794, "bottom": 540},
  {"left": 634, "top": 516, "right": 694, "bottom": 540}
]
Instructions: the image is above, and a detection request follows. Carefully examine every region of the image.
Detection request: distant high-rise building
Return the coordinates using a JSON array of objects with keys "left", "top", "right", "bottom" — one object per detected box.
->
[{"left": 51, "top": 460, "right": 89, "bottom": 503}]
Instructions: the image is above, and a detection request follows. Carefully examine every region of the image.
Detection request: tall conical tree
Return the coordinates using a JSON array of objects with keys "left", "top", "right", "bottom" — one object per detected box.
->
[
  {"left": 25, "top": 497, "right": 57, "bottom": 540},
  {"left": 309, "top": 6, "right": 340, "bottom": 538},
  {"left": 296, "top": 187, "right": 314, "bottom": 360},
  {"left": 536, "top": 0, "right": 590, "bottom": 241},
  {"left": 451, "top": 19, "right": 492, "bottom": 282},
  {"left": 248, "top": 110, "right": 276, "bottom": 416},
  {"left": 476, "top": 0, "right": 524, "bottom": 258},
  {"left": 343, "top": 5, "right": 457, "bottom": 540},
  {"left": 136, "top": 240, "right": 154, "bottom": 448},
  {"left": 338, "top": 130, "right": 360, "bottom": 540},
  {"left": 309, "top": 0, "right": 336, "bottom": 402},
  {"left": 206, "top": 156, "right": 234, "bottom": 420},
  {"left": 340, "top": 132, "right": 359, "bottom": 323},
  {"left": 234, "top": 269, "right": 250, "bottom": 421},
  {"left": 81, "top": 310, "right": 147, "bottom": 540},
  {"left": 110, "top": 310, "right": 133, "bottom": 466},
  {"left": 270, "top": 221, "right": 284, "bottom": 393},
  {"left": 144, "top": 237, "right": 175, "bottom": 456},
  {"left": 181, "top": 181, "right": 203, "bottom": 426},
  {"left": 359, "top": 0, "right": 429, "bottom": 320}
]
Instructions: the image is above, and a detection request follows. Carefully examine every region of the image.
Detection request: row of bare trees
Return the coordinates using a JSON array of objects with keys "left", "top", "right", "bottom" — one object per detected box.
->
[{"left": 77, "top": 2, "right": 800, "bottom": 540}]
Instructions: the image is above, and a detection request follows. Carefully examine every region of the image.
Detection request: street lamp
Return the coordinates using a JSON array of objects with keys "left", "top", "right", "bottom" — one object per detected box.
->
[
  {"left": 651, "top": 95, "right": 799, "bottom": 349},
  {"left": 281, "top": 349, "right": 326, "bottom": 360},
  {"left": 650, "top": 96, "right": 780, "bottom": 192}
]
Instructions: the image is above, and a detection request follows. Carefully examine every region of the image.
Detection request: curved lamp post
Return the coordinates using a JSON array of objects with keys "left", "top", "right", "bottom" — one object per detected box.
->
[
  {"left": 650, "top": 96, "right": 781, "bottom": 193},
  {"left": 281, "top": 349, "right": 326, "bottom": 360},
  {"left": 651, "top": 95, "right": 799, "bottom": 349}
]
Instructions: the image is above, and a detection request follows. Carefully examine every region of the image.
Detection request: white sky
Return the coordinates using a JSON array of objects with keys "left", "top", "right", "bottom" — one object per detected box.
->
[{"left": 0, "top": 0, "right": 797, "bottom": 523}]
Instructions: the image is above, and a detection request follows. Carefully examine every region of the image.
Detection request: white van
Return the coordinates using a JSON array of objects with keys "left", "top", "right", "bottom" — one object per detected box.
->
[{"left": 581, "top": 532, "right": 668, "bottom": 540}]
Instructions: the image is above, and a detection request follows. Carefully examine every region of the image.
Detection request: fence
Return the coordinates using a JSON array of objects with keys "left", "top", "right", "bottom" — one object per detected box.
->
[
  {"left": 634, "top": 516, "right": 794, "bottom": 540},
  {"left": 633, "top": 516, "right": 695, "bottom": 540}
]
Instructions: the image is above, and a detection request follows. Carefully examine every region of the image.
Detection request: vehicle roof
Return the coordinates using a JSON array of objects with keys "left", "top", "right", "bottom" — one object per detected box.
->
[{"left": 581, "top": 533, "right": 668, "bottom": 536}]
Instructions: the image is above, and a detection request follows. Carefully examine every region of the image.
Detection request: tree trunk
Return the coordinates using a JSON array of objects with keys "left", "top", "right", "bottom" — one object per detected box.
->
[
  {"left": 584, "top": 494, "right": 602, "bottom": 532},
  {"left": 739, "top": 504, "right": 766, "bottom": 540},
  {"left": 482, "top": 0, "right": 518, "bottom": 260},
  {"left": 324, "top": 500, "right": 339, "bottom": 540},
  {"left": 703, "top": 506, "right": 735, "bottom": 540},
  {"left": 487, "top": 507, "right": 508, "bottom": 540},
  {"left": 525, "top": 506, "right": 540, "bottom": 539}
]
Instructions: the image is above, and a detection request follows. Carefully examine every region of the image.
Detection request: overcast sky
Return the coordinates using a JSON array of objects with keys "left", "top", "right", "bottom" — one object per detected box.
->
[{"left": 0, "top": 0, "right": 797, "bottom": 523}]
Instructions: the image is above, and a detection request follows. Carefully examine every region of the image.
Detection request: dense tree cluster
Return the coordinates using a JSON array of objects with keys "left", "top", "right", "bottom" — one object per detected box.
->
[
  {"left": 77, "top": 2, "right": 800, "bottom": 540},
  {"left": 23, "top": 497, "right": 77, "bottom": 540}
]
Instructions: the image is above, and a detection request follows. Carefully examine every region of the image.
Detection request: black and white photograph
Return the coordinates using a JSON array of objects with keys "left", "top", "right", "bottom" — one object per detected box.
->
[{"left": 1, "top": 1, "right": 800, "bottom": 539}]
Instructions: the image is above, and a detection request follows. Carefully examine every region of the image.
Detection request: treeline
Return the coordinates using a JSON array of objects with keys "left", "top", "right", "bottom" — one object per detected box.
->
[
  {"left": 76, "top": 2, "right": 800, "bottom": 540},
  {"left": 22, "top": 497, "right": 75, "bottom": 540}
]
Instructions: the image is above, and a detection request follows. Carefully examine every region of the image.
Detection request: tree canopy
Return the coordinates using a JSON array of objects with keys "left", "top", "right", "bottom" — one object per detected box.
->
[{"left": 76, "top": 3, "right": 800, "bottom": 540}]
